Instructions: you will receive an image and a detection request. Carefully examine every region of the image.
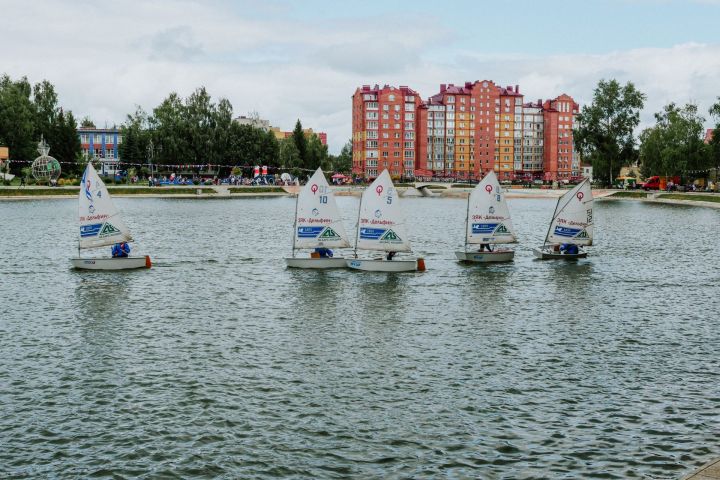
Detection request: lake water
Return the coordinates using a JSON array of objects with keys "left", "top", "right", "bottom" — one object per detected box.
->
[{"left": 1, "top": 196, "right": 719, "bottom": 479}]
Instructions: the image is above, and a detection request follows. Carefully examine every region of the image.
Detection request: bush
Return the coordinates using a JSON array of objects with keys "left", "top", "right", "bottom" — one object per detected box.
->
[
  {"left": 611, "top": 191, "right": 647, "bottom": 198},
  {"left": 228, "top": 186, "right": 286, "bottom": 194},
  {"left": 658, "top": 194, "right": 720, "bottom": 203}
]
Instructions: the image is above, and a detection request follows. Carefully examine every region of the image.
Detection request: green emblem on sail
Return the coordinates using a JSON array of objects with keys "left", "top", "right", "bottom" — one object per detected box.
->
[
  {"left": 99, "top": 222, "right": 121, "bottom": 237},
  {"left": 576, "top": 229, "right": 589, "bottom": 238},
  {"left": 319, "top": 227, "right": 341, "bottom": 239},
  {"left": 380, "top": 229, "right": 401, "bottom": 242},
  {"left": 494, "top": 224, "right": 509, "bottom": 234}
]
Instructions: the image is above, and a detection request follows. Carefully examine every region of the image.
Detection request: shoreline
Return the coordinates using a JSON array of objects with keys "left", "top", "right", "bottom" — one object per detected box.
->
[
  {"left": 2, "top": 186, "right": 719, "bottom": 210},
  {"left": 598, "top": 192, "right": 720, "bottom": 210}
]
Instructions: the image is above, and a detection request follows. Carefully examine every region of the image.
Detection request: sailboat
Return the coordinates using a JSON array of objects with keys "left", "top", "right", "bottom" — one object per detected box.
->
[
  {"left": 456, "top": 170, "right": 517, "bottom": 262},
  {"left": 346, "top": 169, "right": 425, "bottom": 272},
  {"left": 533, "top": 178, "right": 593, "bottom": 259},
  {"left": 285, "top": 167, "right": 350, "bottom": 268},
  {"left": 70, "top": 162, "right": 151, "bottom": 270}
]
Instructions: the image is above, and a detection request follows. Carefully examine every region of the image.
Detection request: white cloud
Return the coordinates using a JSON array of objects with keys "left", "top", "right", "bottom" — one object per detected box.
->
[{"left": 1, "top": 0, "right": 718, "bottom": 153}]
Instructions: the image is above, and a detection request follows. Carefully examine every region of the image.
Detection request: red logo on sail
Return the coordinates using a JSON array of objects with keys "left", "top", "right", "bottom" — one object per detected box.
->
[
  {"left": 311, "top": 184, "right": 318, "bottom": 195},
  {"left": 577, "top": 192, "right": 584, "bottom": 201},
  {"left": 485, "top": 185, "right": 493, "bottom": 194},
  {"left": 376, "top": 185, "right": 383, "bottom": 196}
]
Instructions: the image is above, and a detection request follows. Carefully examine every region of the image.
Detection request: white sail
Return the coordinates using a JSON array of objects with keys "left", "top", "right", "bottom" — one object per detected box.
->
[
  {"left": 355, "top": 169, "right": 411, "bottom": 252},
  {"left": 466, "top": 171, "right": 517, "bottom": 245},
  {"left": 294, "top": 168, "right": 350, "bottom": 249},
  {"left": 78, "top": 162, "right": 132, "bottom": 249},
  {"left": 545, "top": 178, "right": 593, "bottom": 246}
]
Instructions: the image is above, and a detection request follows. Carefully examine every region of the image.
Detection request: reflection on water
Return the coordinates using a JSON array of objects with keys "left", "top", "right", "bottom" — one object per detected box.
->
[
  {"left": 1, "top": 197, "right": 719, "bottom": 478},
  {"left": 74, "top": 273, "right": 132, "bottom": 318}
]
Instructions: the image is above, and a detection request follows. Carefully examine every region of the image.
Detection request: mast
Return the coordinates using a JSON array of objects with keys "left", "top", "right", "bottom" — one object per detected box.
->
[
  {"left": 543, "top": 195, "right": 562, "bottom": 248},
  {"left": 291, "top": 190, "right": 299, "bottom": 258},
  {"left": 464, "top": 189, "right": 470, "bottom": 253},
  {"left": 353, "top": 190, "right": 364, "bottom": 258}
]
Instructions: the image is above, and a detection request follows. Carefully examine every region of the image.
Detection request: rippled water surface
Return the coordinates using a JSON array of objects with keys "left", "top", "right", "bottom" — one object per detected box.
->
[{"left": 1, "top": 196, "right": 719, "bottom": 479}]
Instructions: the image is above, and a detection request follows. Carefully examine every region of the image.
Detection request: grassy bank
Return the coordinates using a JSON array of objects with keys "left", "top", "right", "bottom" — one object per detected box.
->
[
  {"left": 658, "top": 193, "right": 720, "bottom": 203},
  {"left": 228, "top": 187, "right": 286, "bottom": 194},
  {"left": 0, "top": 187, "right": 216, "bottom": 196},
  {"left": 611, "top": 191, "right": 648, "bottom": 198},
  {"left": 0, "top": 188, "right": 78, "bottom": 196},
  {"left": 109, "top": 187, "right": 216, "bottom": 195}
]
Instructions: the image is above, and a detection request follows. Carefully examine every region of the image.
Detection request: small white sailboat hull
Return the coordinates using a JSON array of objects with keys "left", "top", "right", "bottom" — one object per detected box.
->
[
  {"left": 346, "top": 258, "right": 424, "bottom": 272},
  {"left": 71, "top": 255, "right": 152, "bottom": 270},
  {"left": 285, "top": 257, "right": 348, "bottom": 269},
  {"left": 532, "top": 247, "right": 587, "bottom": 260},
  {"left": 455, "top": 249, "right": 515, "bottom": 263}
]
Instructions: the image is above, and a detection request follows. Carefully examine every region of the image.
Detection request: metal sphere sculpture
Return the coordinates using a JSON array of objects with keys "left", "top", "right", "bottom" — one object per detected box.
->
[{"left": 31, "top": 138, "right": 61, "bottom": 182}]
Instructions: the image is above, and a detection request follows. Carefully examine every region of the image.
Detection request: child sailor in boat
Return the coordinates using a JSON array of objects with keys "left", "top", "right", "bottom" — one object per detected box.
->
[
  {"left": 559, "top": 243, "right": 578, "bottom": 255},
  {"left": 111, "top": 242, "right": 130, "bottom": 258},
  {"left": 314, "top": 247, "right": 333, "bottom": 258},
  {"left": 479, "top": 243, "right": 493, "bottom": 252}
]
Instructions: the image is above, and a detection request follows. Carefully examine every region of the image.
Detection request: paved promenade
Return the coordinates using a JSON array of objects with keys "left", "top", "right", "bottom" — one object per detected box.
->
[{"left": 683, "top": 458, "right": 720, "bottom": 479}]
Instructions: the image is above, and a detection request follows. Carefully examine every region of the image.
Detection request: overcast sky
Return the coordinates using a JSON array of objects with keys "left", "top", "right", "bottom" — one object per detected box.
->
[{"left": 1, "top": 0, "right": 719, "bottom": 153}]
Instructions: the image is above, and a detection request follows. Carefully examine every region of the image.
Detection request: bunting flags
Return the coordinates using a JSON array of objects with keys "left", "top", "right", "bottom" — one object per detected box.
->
[{"left": 3, "top": 159, "right": 323, "bottom": 173}]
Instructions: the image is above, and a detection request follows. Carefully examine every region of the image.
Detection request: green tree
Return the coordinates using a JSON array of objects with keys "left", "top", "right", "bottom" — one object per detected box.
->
[
  {"left": 638, "top": 103, "right": 708, "bottom": 180},
  {"left": 151, "top": 87, "right": 235, "bottom": 172},
  {"left": 306, "top": 133, "right": 329, "bottom": 171},
  {"left": 574, "top": 79, "right": 646, "bottom": 186},
  {"left": 279, "top": 138, "right": 302, "bottom": 177},
  {"left": 332, "top": 140, "right": 352, "bottom": 172},
  {"left": 291, "top": 119, "right": 307, "bottom": 168},
  {"left": 210, "top": 97, "right": 233, "bottom": 167},
  {"left": 80, "top": 117, "right": 96, "bottom": 128},
  {"left": 0, "top": 75, "right": 36, "bottom": 169},
  {"left": 119, "top": 106, "right": 152, "bottom": 168},
  {"left": 53, "top": 109, "right": 82, "bottom": 175},
  {"left": 33, "top": 80, "right": 58, "bottom": 144},
  {"left": 260, "top": 130, "right": 280, "bottom": 168},
  {"left": 152, "top": 92, "right": 188, "bottom": 166},
  {"left": 707, "top": 98, "right": 720, "bottom": 186}
]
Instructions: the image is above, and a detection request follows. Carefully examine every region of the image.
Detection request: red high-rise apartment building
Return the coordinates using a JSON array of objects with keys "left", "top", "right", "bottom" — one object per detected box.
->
[
  {"left": 416, "top": 83, "right": 473, "bottom": 179},
  {"left": 473, "top": 80, "right": 501, "bottom": 178},
  {"left": 417, "top": 81, "right": 505, "bottom": 180},
  {"left": 542, "top": 94, "right": 580, "bottom": 180},
  {"left": 352, "top": 84, "right": 421, "bottom": 179},
  {"left": 352, "top": 83, "right": 579, "bottom": 180},
  {"left": 497, "top": 85, "right": 523, "bottom": 180}
]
